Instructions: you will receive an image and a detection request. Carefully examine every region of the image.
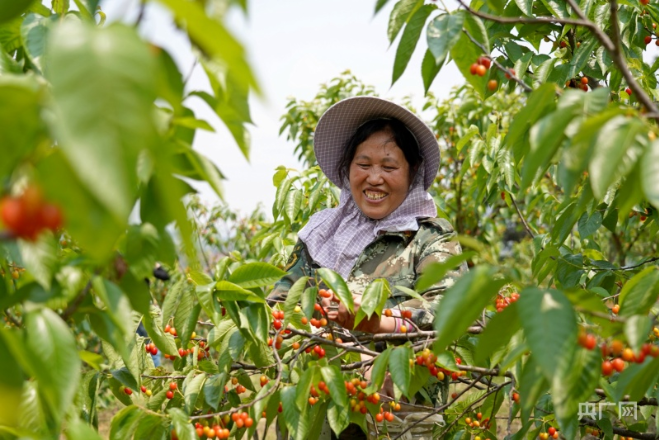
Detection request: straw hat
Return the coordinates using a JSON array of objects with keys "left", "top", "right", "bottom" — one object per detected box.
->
[{"left": 314, "top": 96, "right": 440, "bottom": 190}]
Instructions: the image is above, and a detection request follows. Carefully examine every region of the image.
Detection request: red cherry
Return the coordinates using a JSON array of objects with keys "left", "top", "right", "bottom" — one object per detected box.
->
[
  {"left": 169, "top": 382, "right": 177, "bottom": 391},
  {"left": 166, "top": 390, "right": 174, "bottom": 399}
]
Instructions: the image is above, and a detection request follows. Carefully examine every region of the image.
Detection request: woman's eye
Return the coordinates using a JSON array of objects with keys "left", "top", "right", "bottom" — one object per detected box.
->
[{"left": 383, "top": 167, "right": 396, "bottom": 171}]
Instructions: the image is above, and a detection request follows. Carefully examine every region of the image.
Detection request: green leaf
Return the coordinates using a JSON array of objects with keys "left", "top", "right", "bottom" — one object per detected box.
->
[
  {"left": 433, "top": 266, "right": 507, "bottom": 352},
  {"left": 577, "top": 210, "right": 603, "bottom": 238},
  {"left": 301, "top": 286, "right": 318, "bottom": 319},
  {"left": 387, "top": 0, "right": 423, "bottom": 44},
  {"left": 620, "top": 355, "right": 659, "bottom": 402},
  {"left": 65, "top": 419, "right": 104, "bottom": 440},
  {"left": 18, "top": 232, "right": 57, "bottom": 290},
  {"left": 415, "top": 251, "right": 476, "bottom": 293},
  {"left": 475, "top": 302, "right": 520, "bottom": 365},
  {"left": 624, "top": 315, "right": 651, "bottom": 354},
  {"left": 283, "top": 276, "right": 311, "bottom": 317},
  {"left": 392, "top": 4, "right": 435, "bottom": 85},
  {"left": 642, "top": 139, "right": 659, "bottom": 210},
  {"left": 421, "top": 49, "right": 444, "bottom": 94},
  {"left": 296, "top": 366, "right": 319, "bottom": 411},
  {"left": 214, "top": 280, "right": 266, "bottom": 303},
  {"left": 619, "top": 266, "right": 659, "bottom": 317},
  {"left": 327, "top": 400, "right": 350, "bottom": 436},
  {"left": 321, "top": 365, "right": 349, "bottom": 409},
  {"left": 518, "top": 356, "right": 549, "bottom": 421},
  {"left": 284, "top": 189, "right": 303, "bottom": 223},
  {"left": 203, "top": 373, "right": 227, "bottom": 410},
  {"left": 228, "top": 262, "right": 286, "bottom": 288},
  {"left": 174, "top": 288, "right": 197, "bottom": 347},
  {"left": 550, "top": 344, "right": 599, "bottom": 438},
  {"left": 522, "top": 109, "right": 573, "bottom": 189},
  {"left": 156, "top": 0, "right": 258, "bottom": 94},
  {"left": 162, "top": 280, "right": 186, "bottom": 326},
  {"left": 183, "top": 373, "right": 206, "bottom": 414},
  {"left": 20, "top": 13, "right": 51, "bottom": 73},
  {"left": 370, "top": 347, "right": 392, "bottom": 391},
  {"left": 142, "top": 306, "right": 178, "bottom": 356},
  {"left": 109, "top": 405, "right": 142, "bottom": 440},
  {"left": 317, "top": 268, "right": 354, "bottom": 313},
  {"left": 23, "top": 309, "right": 80, "bottom": 420},
  {"left": 78, "top": 350, "right": 104, "bottom": 371},
  {"left": 242, "top": 303, "right": 269, "bottom": 343},
  {"left": 280, "top": 386, "right": 309, "bottom": 439},
  {"left": 169, "top": 408, "right": 197, "bottom": 440},
  {"left": 47, "top": 21, "right": 158, "bottom": 225},
  {"left": 354, "top": 279, "right": 390, "bottom": 327},
  {"left": 375, "top": 0, "right": 391, "bottom": 14},
  {"left": 388, "top": 345, "right": 413, "bottom": 396},
  {"left": 589, "top": 116, "right": 645, "bottom": 199},
  {"left": 515, "top": 0, "right": 533, "bottom": 15},
  {"left": 0, "top": 0, "right": 35, "bottom": 24},
  {"left": 505, "top": 83, "right": 557, "bottom": 162},
  {"left": 426, "top": 12, "right": 465, "bottom": 63},
  {"left": 518, "top": 288, "right": 577, "bottom": 382},
  {"left": 133, "top": 413, "right": 166, "bottom": 440}
]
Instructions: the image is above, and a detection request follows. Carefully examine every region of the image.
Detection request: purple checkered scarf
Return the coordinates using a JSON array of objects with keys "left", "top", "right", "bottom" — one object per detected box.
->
[{"left": 298, "top": 167, "right": 437, "bottom": 278}]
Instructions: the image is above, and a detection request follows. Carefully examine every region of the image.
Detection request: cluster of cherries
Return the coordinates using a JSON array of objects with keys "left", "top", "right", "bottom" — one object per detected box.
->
[
  {"left": 193, "top": 422, "right": 230, "bottom": 439},
  {"left": 566, "top": 76, "right": 590, "bottom": 91},
  {"left": 0, "top": 186, "right": 63, "bottom": 241},
  {"left": 494, "top": 292, "right": 520, "bottom": 313},
  {"left": 415, "top": 349, "right": 465, "bottom": 381},
  {"left": 308, "top": 381, "right": 331, "bottom": 405},
  {"left": 538, "top": 426, "right": 560, "bottom": 439},
  {"left": 144, "top": 342, "right": 158, "bottom": 356},
  {"left": 463, "top": 412, "right": 492, "bottom": 439},
  {"left": 599, "top": 338, "right": 659, "bottom": 376}
]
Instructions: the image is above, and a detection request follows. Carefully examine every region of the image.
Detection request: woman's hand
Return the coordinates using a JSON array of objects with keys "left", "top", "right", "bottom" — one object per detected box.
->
[{"left": 320, "top": 293, "right": 385, "bottom": 333}]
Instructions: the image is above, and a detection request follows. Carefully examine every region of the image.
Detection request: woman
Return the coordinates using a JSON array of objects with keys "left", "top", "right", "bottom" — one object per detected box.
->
[{"left": 269, "top": 96, "right": 466, "bottom": 333}]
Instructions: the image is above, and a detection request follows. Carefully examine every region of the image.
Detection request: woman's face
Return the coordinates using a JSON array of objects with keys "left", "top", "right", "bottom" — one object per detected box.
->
[{"left": 349, "top": 130, "right": 411, "bottom": 220}]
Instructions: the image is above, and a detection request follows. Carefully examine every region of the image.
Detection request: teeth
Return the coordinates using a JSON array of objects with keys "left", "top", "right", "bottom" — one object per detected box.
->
[{"left": 364, "top": 190, "right": 387, "bottom": 200}]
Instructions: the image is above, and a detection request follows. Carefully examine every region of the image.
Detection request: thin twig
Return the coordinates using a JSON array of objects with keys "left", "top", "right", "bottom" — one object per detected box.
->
[{"left": 510, "top": 194, "right": 535, "bottom": 238}]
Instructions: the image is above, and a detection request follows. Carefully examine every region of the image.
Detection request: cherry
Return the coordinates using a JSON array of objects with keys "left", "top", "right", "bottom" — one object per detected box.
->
[
  {"left": 260, "top": 375, "right": 269, "bottom": 386},
  {"left": 375, "top": 413, "right": 384, "bottom": 422},
  {"left": 478, "top": 56, "right": 491, "bottom": 69},
  {"left": 610, "top": 339, "right": 623, "bottom": 355},
  {"left": 625, "top": 88, "right": 632, "bottom": 96},
  {"left": 581, "top": 77, "right": 589, "bottom": 85},
  {"left": 645, "top": 35, "right": 652, "bottom": 45},
  {"left": 273, "top": 319, "right": 282, "bottom": 330},
  {"left": 124, "top": 387, "right": 132, "bottom": 395},
  {"left": 470, "top": 63, "right": 479, "bottom": 75},
  {"left": 602, "top": 360, "right": 613, "bottom": 376},
  {"left": 475, "top": 64, "right": 487, "bottom": 76},
  {"left": 301, "top": 317, "right": 308, "bottom": 325},
  {"left": 612, "top": 304, "right": 620, "bottom": 314},
  {"left": 169, "top": 382, "right": 177, "bottom": 391},
  {"left": 384, "top": 411, "right": 394, "bottom": 422},
  {"left": 622, "top": 348, "right": 634, "bottom": 362},
  {"left": 612, "top": 357, "right": 625, "bottom": 372},
  {"left": 487, "top": 79, "right": 498, "bottom": 91},
  {"left": 166, "top": 390, "right": 174, "bottom": 399},
  {"left": 140, "top": 385, "right": 147, "bottom": 393}
]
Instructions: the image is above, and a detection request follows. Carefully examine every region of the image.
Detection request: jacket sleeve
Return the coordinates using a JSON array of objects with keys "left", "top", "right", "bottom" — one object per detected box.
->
[
  {"left": 399, "top": 219, "right": 468, "bottom": 330},
  {"left": 267, "top": 240, "right": 314, "bottom": 305}
]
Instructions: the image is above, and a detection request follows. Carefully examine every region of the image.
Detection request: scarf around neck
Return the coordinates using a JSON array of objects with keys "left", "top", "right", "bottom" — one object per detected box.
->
[{"left": 297, "top": 168, "right": 437, "bottom": 279}]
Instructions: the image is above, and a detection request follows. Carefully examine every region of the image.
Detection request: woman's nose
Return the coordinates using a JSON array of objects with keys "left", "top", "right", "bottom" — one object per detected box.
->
[{"left": 366, "top": 167, "right": 384, "bottom": 184}]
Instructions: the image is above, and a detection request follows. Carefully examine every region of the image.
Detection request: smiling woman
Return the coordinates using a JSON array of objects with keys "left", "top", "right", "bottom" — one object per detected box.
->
[{"left": 268, "top": 96, "right": 467, "bottom": 333}]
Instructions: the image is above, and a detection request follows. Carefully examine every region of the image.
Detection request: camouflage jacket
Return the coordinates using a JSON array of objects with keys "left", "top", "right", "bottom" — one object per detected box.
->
[{"left": 269, "top": 217, "right": 467, "bottom": 330}]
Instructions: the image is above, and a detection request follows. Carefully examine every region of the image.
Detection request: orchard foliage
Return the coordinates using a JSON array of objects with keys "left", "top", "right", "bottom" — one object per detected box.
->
[{"left": 1, "top": 0, "right": 659, "bottom": 439}]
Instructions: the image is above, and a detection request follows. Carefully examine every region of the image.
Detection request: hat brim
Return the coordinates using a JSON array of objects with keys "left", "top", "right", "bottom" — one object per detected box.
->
[{"left": 314, "top": 96, "right": 439, "bottom": 190}]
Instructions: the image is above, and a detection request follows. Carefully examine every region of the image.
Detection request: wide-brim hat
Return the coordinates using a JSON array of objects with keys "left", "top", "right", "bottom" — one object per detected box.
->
[{"left": 314, "top": 96, "right": 439, "bottom": 190}]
